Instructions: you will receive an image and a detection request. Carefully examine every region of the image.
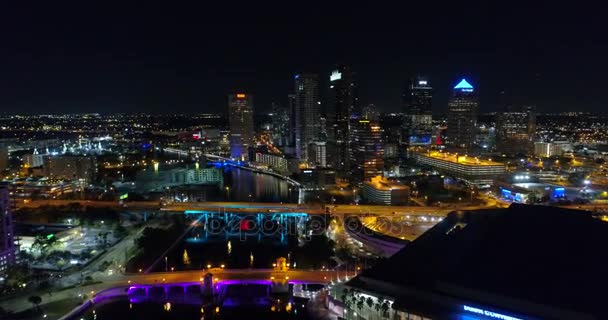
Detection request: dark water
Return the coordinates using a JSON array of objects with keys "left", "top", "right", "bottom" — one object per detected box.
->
[
  {"left": 82, "top": 296, "right": 311, "bottom": 320},
  {"left": 155, "top": 215, "right": 318, "bottom": 271},
  {"left": 168, "top": 166, "right": 299, "bottom": 203}
]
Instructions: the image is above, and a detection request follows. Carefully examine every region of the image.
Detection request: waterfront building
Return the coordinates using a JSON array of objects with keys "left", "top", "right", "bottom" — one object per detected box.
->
[
  {"left": 135, "top": 167, "right": 223, "bottom": 191},
  {"left": 254, "top": 152, "right": 288, "bottom": 174}
]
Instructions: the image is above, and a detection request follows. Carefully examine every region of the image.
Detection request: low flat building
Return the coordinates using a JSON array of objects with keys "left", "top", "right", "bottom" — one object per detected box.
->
[
  {"left": 362, "top": 176, "right": 410, "bottom": 205},
  {"left": 343, "top": 204, "right": 608, "bottom": 319},
  {"left": 43, "top": 154, "right": 97, "bottom": 182},
  {"left": 135, "top": 167, "right": 223, "bottom": 192},
  {"left": 413, "top": 150, "right": 505, "bottom": 185}
]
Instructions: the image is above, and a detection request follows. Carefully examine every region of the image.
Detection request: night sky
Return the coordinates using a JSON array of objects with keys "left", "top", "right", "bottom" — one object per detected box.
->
[{"left": 0, "top": 3, "right": 606, "bottom": 115}]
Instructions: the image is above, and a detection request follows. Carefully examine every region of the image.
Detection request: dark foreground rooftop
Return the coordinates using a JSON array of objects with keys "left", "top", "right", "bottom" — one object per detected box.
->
[{"left": 347, "top": 204, "right": 608, "bottom": 320}]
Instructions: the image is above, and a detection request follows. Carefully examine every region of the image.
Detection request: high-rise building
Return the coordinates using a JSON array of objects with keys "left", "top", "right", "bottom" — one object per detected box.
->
[
  {"left": 43, "top": 155, "right": 97, "bottom": 182},
  {"left": 228, "top": 93, "right": 254, "bottom": 159},
  {"left": 0, "top": 186, "right": 16, "bottom": 273},
  {"left": 495, "top": 106, "right": 536, "bottom": 155},
  {"left": 270, "top": 102, "right": 290, "bottom": 147},
  {"left": 308, "top": 141, "right": 327, "bottom": 168},
  {"left": 447, "top": 78, "right": 478, "bottom": 149},
  {"left": 327, "top": 65, "right": 358, "bottom": 173},
  {"left": 402, "top": 77, "right": 433, "bottom": 145},
  {"left": 294, "top": 74, "right": 320, "bottom": 163},
  {"left": 0, "top": 144, "right": 8, "bottom": 173},
  {"left": 354, "top": 119, "right": 384, "bottom": 182}
]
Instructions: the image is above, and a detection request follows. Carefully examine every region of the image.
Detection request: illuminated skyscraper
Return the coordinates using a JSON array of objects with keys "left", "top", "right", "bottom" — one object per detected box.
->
[
  {"left": 447, "top": 79, "right": 478, "bottom": 149},
  {"left": 294, "top": 74, "right": 320, "bottom": 163},
  {"left": 354, "top": 119, "right": 384, "bottom": 182},
  {"left": 228, "top": 93, "right": 254, "bottom": 159},
  {"left": 0, "top": 186, "right": 16, "bottom": 274},
  {"left": 403, "top": 77, "right": 433, "bottom": 145},
  {"left": 495, "top": 105, "right": 536, "bottom": 155},
  {"left": 327, "top": 65, "right": 358, "bottom": 173}
]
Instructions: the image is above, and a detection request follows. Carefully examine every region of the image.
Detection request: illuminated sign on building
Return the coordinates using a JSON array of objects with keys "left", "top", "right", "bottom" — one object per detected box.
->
[
  {"left": 418, "top": 80, "right": 428, "bottom": 85},
  {"left": 463, "top": 305, "right": 523, "bottom": 320},
  {"left": 454, "top": 78, "right": 474, "bottom": 89},
  {"left": 330, "top": 70, "right": 342, "bottom": 81},
  {"left": 236, "top": 93, "right": 246, "bottom": 98}
]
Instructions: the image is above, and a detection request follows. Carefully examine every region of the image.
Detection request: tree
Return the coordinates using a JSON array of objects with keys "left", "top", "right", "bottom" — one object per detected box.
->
[
  {"left": 356, "top": 298, "right": 364, "bottom": 311},
  {"left": 28, "top": 296, "right": 42, "bottom": 311},
  {"left": 366, "top": 296, "right": 374, "bottom": 309},
  {"left": 380, "top": 300, "right": 390, "bottom": 318}
]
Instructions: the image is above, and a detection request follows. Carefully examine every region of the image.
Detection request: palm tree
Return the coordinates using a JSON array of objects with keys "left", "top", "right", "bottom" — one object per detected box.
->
[
  {"left": 366, "top": 296, "right": 374, "bottom": 309},
  {"left": 374, "top": 299, "right": 382, "bottom": 320},
  {"left": 356, "top": 298, "right": 364, "bottom": 311},
  {"left": 380, "top": 299, "right": 390, "bottom": 318}
]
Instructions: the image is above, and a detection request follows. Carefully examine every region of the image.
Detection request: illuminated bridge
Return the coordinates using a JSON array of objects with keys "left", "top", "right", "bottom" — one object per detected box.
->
[{"left": 183, "top": 209, "right": 310, "bottom": 243}]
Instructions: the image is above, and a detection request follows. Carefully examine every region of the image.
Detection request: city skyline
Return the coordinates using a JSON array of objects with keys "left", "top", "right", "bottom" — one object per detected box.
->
[{"left": 0, "top": 4, "right": 606, "bottom": 115}]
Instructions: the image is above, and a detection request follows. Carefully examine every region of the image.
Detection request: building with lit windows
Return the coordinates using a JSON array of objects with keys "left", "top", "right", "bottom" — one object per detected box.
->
[
  {"left": 135, "top": 167, "right": 223, "bottom": 191},
  {"left": 413, "top": 150, "right": 505, "bottom": 185},
  {"left": 327, "top": 65, "right": 357, "bottom": 174},
  {"left": 254, "top": 152, "right": 288, "bottom": 174},
  {"left": 343, "top": 205, "right": 608, "bottom": 319},
  {"left": 533, "top": 142, "right": 567, "bottom": 157},
  {"left": 0, "top": 186, "right": 16, "bottom": 274},
  {"left": 403, "top": 76, "right": 433, "bottom": 145},
  {"left": 447, "top": 79, "right": 478, "bottom": 149},
  {"left": 294, "top": 74, "right": 320, "bottom": 163},
  {"left": 362, "top": 176, "right": 409, "bottom": 205},
  {"left": 42, "top": 154, "right": 97, "bottom": 182},
  {"left": 354, "top": 119, "right": 384, "bottom": 182},
  {"left": 228, "top": 93, "right": 254, "bottom": 160},
  {"left": 308, "top": 141, "right": 327, "bottom": 168},
  {"left": 495, "top": 106, "right": 536, "bottom": 155}
]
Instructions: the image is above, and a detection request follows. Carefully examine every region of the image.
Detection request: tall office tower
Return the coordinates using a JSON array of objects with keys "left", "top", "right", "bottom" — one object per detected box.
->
[
  {"left": 447, "top": 79, "right": 478, "bottom": 149},
  {"left": 524, "top": 105, "right": 537, "bottom": 139},
  {"left": 495, "top": 106, "right": 536, "bottom": 155},
  {"left": 353, "top": 119, "right": 384, "bottom": 182},
  {"left": 327, "top": 65, "right": 358, "bottom": 173},
  {"left": 294, "top": 74, "right": 320, "bottom": 163},
  {"left": 403, "top": 77, "right": 433, "bottom": 145},
  {"left": 308, "top": 141, "right": 327, "bottom": 168},
  {"left": 0, "top": 186, "right": 16, "bottom": 274},
  {"left": 228, "top": 93, "right": 254, "bottom": 160},
  {"left": 270, "top": 102, "right": 290, "bottom": 147},
  {"left": 285, "top": 93, "right": 297, "bottom": 156},
  {"left": 0, "top": 144, "right": 7, "bottom": 172}
]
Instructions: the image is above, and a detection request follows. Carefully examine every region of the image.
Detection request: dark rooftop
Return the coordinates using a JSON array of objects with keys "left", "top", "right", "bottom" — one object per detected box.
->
[{"left": 348, "top": 204, "right": 608, "bottom": 319}]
